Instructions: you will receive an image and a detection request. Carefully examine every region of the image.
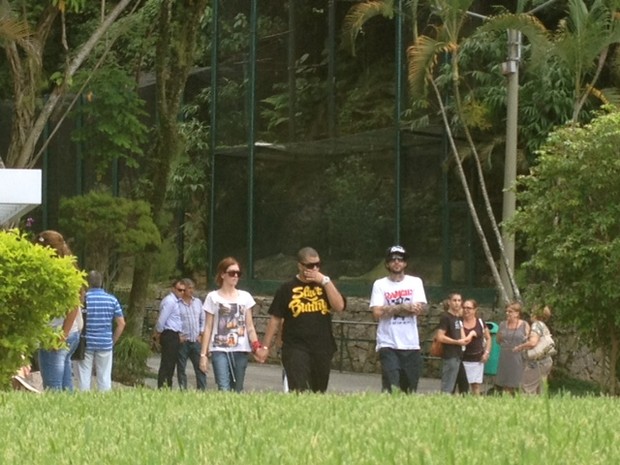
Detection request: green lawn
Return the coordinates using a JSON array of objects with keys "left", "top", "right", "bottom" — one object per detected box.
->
[{"left": 1, "top": 390, "right": 616, "bottom": 464}]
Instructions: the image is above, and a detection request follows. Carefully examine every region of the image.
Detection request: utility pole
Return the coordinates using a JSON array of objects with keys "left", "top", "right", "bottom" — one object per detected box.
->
[
  {"left": 466, "top": 2, "right": 557, "bottom": 302},
  {"left": 500, "top": 29, "right": 521, "bottom": 302}
]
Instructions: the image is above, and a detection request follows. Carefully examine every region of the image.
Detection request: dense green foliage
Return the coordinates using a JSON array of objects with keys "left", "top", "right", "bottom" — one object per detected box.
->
[
  {"left": 0, "top": 230, "right": 84, "bottom": 389},
  {"left": 70, "top": 67, "right": 148, "bottom": 179},
  {"left": 111, "top": 335, "right": 151, "bottom": 386},
  {"left": 324, "top": 157, "right": 393, "bottom": 262},
  {"left": 2, "top": 391, "right": 619, "bottom": 464},
  {"left": 59, "top": 191, "right": 161, "bottom": 283},
  {"left": 512, "top": 110, "right": 620, "bottom": 392}
]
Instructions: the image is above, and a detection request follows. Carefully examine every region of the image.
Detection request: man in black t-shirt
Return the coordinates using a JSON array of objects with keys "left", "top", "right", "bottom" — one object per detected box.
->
[
  {"left": 436, "top": 293, "right": 472, "bottom": 393},
  {"left": 257, "top": 247, "right": 346, "bottom": 392}
]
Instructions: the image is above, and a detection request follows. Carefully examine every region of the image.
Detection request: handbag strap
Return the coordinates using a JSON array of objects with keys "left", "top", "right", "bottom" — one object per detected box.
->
[{"left": 81, "top": 302, "right": 87, "bottom": 335}]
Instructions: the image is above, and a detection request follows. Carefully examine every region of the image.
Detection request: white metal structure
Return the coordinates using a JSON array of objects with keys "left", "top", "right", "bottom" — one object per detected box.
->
[{"left": 0, "top": 169, "right": 42, "bottom": 226}]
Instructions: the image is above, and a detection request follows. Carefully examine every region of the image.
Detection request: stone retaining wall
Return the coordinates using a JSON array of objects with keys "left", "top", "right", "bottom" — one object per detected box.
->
[
  {"left": 251, "top": 295, "right": 606, "bottom": 385},
  {"left": 145, "top": 292, "right": 606, "bottom": 385}
]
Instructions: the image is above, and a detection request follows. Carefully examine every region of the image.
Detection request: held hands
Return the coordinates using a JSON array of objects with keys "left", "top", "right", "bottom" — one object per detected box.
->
[
  {"left": 457, "top": 333, "right": 474, "bottom": 346},
  {"left": 255, "top": 347, "right": 269, "bottom": 363},
  {"left": 199, "top": 355, "right": 209, "bottom": 374}
]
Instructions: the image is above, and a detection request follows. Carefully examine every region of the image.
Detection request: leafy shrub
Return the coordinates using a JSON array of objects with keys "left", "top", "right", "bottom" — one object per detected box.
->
[
  {"left": 112, "top": 335, "right": 151, "bottom": 386},
  {"left": 0, "top": 230, "right": 84, "bottom": 389},
  {"left": 59, "top": 191, "right": 161, "bottom": 283},
  {"left": 549, "top": 368, "right": 602, "bottom": 396}
]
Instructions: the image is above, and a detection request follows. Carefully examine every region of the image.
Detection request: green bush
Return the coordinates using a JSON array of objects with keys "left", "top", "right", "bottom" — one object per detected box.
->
[
  {"left": 112, "top": 335, "right": 151, "bottom": 386},
  {"left": 59, "top": 191, "right": 161, "bottom": 283},
  {"left": 549, "top": 368, "right": 602, "bottom": 396},
  {"left": 0, "top": 230, "right": 84, "bottom": 389}
]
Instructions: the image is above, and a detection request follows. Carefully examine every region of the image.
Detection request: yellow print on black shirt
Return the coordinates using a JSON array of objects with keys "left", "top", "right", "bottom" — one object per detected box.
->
[{"left": 289, "top": 285, "right": 330, "bottom": 317}]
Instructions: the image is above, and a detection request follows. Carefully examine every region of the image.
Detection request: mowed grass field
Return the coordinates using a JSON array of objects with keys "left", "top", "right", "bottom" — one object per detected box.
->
[{"left": 1, "top": 390, "right": 617, "bottom": 465}]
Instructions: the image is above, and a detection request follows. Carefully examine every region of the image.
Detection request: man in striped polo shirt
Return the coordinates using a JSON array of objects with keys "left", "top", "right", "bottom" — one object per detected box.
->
[{"left": 77, "top": 270, "right": 126, "bottom": 391}]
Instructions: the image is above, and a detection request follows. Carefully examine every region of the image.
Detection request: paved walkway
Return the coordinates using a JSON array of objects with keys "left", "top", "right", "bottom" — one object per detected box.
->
[{"left": 146, "top": 355, "right": 442, "bottom": 393}]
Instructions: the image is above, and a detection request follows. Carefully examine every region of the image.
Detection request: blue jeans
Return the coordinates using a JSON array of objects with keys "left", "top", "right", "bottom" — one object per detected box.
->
[
  {"left": 177, "top": 341, "right": 207, "bottom": 390},
  {"left": 378, "top": 348, "right": 421, "bottom": 393},
  {"left": 38, "top": 330, "right": 80, "bottom": 391},
  {"left": 441, "top": 357, "right": 461, "bottom": 393},
  {"left": 211, "top": 351, "right": 248, "bottom": 392}
]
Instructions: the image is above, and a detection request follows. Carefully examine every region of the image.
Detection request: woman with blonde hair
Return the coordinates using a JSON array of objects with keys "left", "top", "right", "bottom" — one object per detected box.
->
[
  {"left": 495, "top": 301, "right": 529, "bottom": 394},
  {"left": 199, "top": 257, "right": 260, "bottom": 391},
  {"left": 34, "top": 230, "right": 82, "bottom": 390},
  {"left": 515, "top": 306, "right": 554, "bottom": 394}
]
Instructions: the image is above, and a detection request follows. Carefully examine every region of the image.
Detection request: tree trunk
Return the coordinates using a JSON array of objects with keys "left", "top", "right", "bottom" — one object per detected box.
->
[
  {"left": 125, "top": 253, "right": 153, "bottom": 336},
  {"left": 430, "top": 77, "right": 509, "bottom": 303},
  {"left": 609, "top": 326, "right": 618, "bottom": 395},
  {"left": 450, "top": 63, "right": 521, "bottom": 304},
  {"left": 125, "top": 0, "right": 208, "bottom": 337}
]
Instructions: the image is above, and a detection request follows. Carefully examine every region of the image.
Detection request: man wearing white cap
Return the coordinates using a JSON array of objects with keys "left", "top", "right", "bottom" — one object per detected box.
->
[{"left": 369, "top": 245, "right": 427, "bottom": 393}]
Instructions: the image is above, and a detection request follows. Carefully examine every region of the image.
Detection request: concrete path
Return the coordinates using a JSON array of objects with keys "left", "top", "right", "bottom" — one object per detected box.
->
[{"left": 146, "top": 355, "right": 442, "bottom": 393}]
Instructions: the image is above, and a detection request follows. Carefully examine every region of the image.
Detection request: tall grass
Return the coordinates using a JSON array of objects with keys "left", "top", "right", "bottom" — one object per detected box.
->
[{"left": 1, "top": 391, "right": 617, "bottom": 464}]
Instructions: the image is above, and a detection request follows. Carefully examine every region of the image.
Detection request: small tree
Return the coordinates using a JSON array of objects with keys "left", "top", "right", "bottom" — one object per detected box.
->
[
  {"left": 512, "top": 109, "right": 620, "bottom": 394},
  {"left": 2, "top": 0, "right": 137, "bottom": 169},
  {"left": 0, "top": 230, "right": 84, "bottom": 390},
  {"left": 70, "top": 67, "right": 148, "bottom": 179},
  {"left": 59, "top": 191, "right": 161, "bottom": 284}
]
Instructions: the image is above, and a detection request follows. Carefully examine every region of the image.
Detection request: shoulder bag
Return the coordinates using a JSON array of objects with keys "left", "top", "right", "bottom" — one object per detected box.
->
[
  {"left": 71, "top": 307, "right": 87, "bottom": 361},
  {"left": 429, "top": 333, "right": 443, "bottom": 358},
  {"left": 525, "top": 330, "right": 556, "bottom": 361}
]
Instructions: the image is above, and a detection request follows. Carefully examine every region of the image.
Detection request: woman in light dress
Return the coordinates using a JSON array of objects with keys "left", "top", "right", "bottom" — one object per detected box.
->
[
  {"left": 495, "top": 302, "right": 529, "bottom": 395},
  {"left": 515, "top": 306, "right": 554, "bottom": 395}
]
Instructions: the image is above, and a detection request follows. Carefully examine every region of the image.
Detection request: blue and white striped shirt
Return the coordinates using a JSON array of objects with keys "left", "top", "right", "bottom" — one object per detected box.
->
[
  {"left": 179, "top": 296, "right": 204, "bottom": 342},
  {"left": 84, "top": 288, "right": 124, "bottom": 351}
]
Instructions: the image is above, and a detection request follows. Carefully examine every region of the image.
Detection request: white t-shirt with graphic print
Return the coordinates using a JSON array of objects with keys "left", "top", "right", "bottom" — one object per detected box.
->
[
  {"left": 203, "top": 290, "right": 256, "bottom": 353},
  {"left": 369, "top": 275, "right": 427, "bottom": 351}
]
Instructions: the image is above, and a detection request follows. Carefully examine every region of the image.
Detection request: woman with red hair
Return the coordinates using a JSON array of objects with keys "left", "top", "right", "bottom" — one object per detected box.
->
[{"left": 199, "top": 257, "right": 260, "bottom": 391}]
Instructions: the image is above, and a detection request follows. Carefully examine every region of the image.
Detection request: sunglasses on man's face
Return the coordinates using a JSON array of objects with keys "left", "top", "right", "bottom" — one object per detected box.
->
[
  {"left": 301, "top": 261, "right": 321, "bottom": 269},
  {"left": 176, "top": 287, "right": 186, "bottom": 292},
  {"left": 225, "top": 270, "right": 242, "bottom": 277}
]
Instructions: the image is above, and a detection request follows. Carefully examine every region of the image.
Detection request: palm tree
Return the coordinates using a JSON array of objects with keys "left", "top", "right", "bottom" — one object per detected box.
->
[
  {"left": 480, "top": 0, "right": 620, "bottom": 124},
  {"left": 342, "top": 0, "right": 420, "bottom": 55},
  {"left": 344, "top": 0, "right": 521, "bottom": 303},
  {"left": 408, "top": 0, "right": 526, "bottom": 304},
  {"left": 344, "top": 0, "right": 620, "bottom": 303}
]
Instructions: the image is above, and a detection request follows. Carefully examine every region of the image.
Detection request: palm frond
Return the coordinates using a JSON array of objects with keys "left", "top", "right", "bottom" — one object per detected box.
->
[
  {"left": 431, "top": 0, "right": 475, "bottom": 41},
  {"left": 558, "top": 0, "right": 618, "bottom": 62},
  {"left": 552, "top": 0, "right": 620, "bottom": 99},
  {"left": 341, "top": 0, "right": 395, "bottom": 56},
  {"left": 478, "top": 13, "right": 551, "bottom": 69},
  {"left": 0, "top": 1, "right": 31, "bottom": 42},
  {"left": 595, "top": 87, "right": 620, "bottom": 107},
  {"left": 407, "top": 33, "right": 454, "bottom": 97}
]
